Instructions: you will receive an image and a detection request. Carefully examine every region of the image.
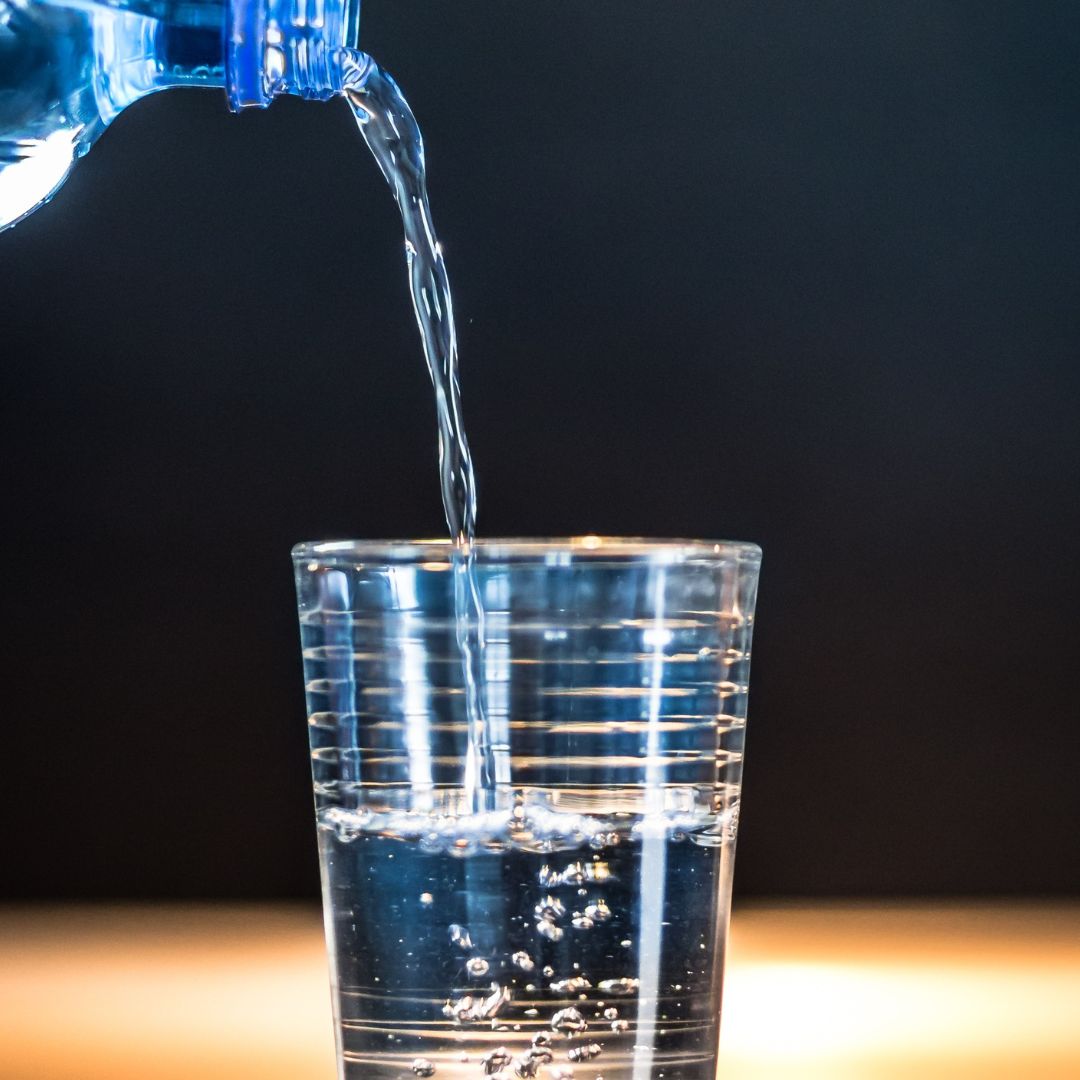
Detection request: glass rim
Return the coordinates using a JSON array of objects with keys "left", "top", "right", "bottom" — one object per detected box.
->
[{"left": 292, "top": 535, "right": 762, "bottom": 564}]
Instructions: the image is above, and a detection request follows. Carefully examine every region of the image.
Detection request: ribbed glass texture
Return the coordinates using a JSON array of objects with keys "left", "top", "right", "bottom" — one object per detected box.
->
[{"left": 293, "top": 537, "right": 761, "bottom": 1080}]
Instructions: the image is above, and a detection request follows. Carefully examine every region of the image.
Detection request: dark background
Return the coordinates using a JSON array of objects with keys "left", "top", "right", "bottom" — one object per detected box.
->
[{"left": 1, "top": 1, "right": 1078, "bottom": 900}]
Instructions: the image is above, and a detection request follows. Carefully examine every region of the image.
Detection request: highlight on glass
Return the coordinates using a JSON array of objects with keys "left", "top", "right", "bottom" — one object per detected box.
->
[{"left": 293, "top": 536, "right": 762, "bottom": 1080}]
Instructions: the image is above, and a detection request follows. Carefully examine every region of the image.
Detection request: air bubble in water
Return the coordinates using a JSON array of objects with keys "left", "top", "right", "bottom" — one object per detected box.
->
[
  {"left": 481, "top": 1048, "right": 512, "bottom": 1075},
  {"left": 513, "top": 1046, "right": 553, "bottom": 1078},
  {"left": 559, "top": 861, "right": 586, "bottom": 885},
  {"left": 542, "top": 966, "right": 554, "bottom": 977},
  {"left": 536, "top": 920, "right": 564, "bottom": 942},
  {"left": 512, "top": 950, "right": 535, "bottom": 972},
  {"left": 411, "top": 1059, "right": 436, "bottom": 1077},
  {"left": 419, "top": 832, "right": 443, "bottom": 854},
  {"left": 592, "top": 831, "right": 621, "bottom": 850},
  {"left": 571, "top": 914, "right": 594, "bottom": 930},
  {"left": 477, "top": 983, "right": 511, "bottom": 1019},
  {"left": 550, "top": 976, "right": 591, "bottom": 994},
  {"left": 445, "top": 995, "right": 480, "bottom": 1023},
  {"left": 419, "top": 892, "right": 434, "bottom": 905},
  {"left": 584, "top": 900, "right": 611, "bottom": 923},
  {"left": 598, "top": 978, "right": 639, "bottom": 995},
  {"left": 534, "top": 896, "right": 566, "bottom": 921},
  {"left": 603, "top": 1008, "right": 618, "bottom": 1020},
  {"left": 551, "top": 1008, "right": 587, "bottom": 1035},
  {"left": 567, "top": 1044, "right": 602, "bottom": 1064},
  {"left": 466, "top": 957, "right": 490, "bottom": 978},
  {"left": 450, "top": 924, "right": 473, "bottom": 951},
  {"left": 449, "top": 835, "right": 479, "bottom": 858},
  {"left": 620, "top": 939, "right": 632, "bottom": 948},
  {"left": 610, "top": 1020, "right": 629, "bottom": 1033}
]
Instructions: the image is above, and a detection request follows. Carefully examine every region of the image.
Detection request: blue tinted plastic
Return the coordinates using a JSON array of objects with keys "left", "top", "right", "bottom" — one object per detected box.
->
[{"left": 0, "top": 0, "right": 361, "bottom": 230}]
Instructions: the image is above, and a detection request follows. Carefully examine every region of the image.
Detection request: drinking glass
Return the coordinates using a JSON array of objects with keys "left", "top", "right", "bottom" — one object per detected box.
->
[{"left": 293, "top": 537, "right": 762, "bottom": 1080}]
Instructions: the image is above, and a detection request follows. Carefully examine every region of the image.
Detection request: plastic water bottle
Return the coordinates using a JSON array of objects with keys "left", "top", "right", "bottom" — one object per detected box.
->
[{"left": 0, "top": 0, "right": 362, "bottom": 230}]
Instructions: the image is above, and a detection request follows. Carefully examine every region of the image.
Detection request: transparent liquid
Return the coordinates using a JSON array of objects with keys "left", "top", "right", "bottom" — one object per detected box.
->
[
  {"left": 341, "top": 54, "right": 477, "bottom": 546},
  {"left": 308, "top": 53, "right": 747, "bottom": 1080},
  {"left": 343, "top": 54, "right": 497, "bottom": 813},
  {"left": 319, "top": 802, "right": 734, "bottom": 1080}
]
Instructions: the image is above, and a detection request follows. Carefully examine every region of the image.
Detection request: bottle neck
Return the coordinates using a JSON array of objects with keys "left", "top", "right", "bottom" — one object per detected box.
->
[
  {"left": 226, "top": 0, "right": 362, "bottom": 110},
  {"left": 93, "top": 0, "right": 360, "bottom": 126}
]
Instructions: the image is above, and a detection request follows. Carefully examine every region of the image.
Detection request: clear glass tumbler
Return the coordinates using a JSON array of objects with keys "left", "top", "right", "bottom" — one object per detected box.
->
[{"left": 293, "top": 537, "right": 762, "bottom": 1080}]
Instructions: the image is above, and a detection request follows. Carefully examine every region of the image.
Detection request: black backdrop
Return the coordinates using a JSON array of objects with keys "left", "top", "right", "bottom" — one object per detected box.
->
[{"left": 2, "top": 1, "right": 1078, "bottom": 899}]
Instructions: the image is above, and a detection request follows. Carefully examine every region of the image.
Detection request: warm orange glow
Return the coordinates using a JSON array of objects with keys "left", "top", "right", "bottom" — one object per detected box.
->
[
  {"left": 0, "top": 903, "right": 1077, "bottom": 1079},
  {"left": 717, "top": 904, "right": 1080, "bottom": 1079},
  {"left": 0, "top": 906, "right": 336, "bottom": 1080}
]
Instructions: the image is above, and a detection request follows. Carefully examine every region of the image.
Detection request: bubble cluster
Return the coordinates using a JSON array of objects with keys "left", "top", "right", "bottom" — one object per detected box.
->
[
  {"left": 512, "top": 1044, "right": 553, "bottom": 1077},
  {"left": 534, "top": 896, "right": 566, "bottom": 920},
  {"left": 480, "top": 983, "right": 512, "bottom": 1019},
  {"left": 320, "top": 803, "right": 644, "bottom": 852},
  {"left": 442, "top": 983, "right": 511, "bottom": 1025},
  {"left": 481, "top": 1048, "right": 512, "bottom": 1075},
  {"left": 410, "top": 824, "right": 693, "bottom": 1078},
  {"left": 411, "top": 1059, "right": 436, "bottom": 1077},
  {"left": 443, "top": 995, "right": 476, "bottom": 1023},
  {"left": 539, "top": 861, "right": 614, "bottom": 888},
  {"left": 537, "top": 919, "right": 564, "bottom": 942},
  {"left": 589, "top": 833, "right": 620, "bottom": 851},
  {"left": 566, "top": 1043, "right": 603, "bottom": 1064},
  {"left": 584, "top": 900, "right": 611, "bottom": 923},
  {"left": 319, "top": 798, "right": 729, "bottom": 849},
  {"left": 551, "top": 1007, "right": 588, "bottom": 1035}
]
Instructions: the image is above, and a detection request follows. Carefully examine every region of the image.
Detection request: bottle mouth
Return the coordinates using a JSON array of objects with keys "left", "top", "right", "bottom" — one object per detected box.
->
[{"left": 227, "top": 0, "right": 362, "bottom": 109}]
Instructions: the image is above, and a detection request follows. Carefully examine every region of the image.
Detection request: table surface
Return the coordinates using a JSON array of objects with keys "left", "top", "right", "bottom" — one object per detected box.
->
[{"left": 1, "top": 902, "right": 1077, "bottom": 1079}]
